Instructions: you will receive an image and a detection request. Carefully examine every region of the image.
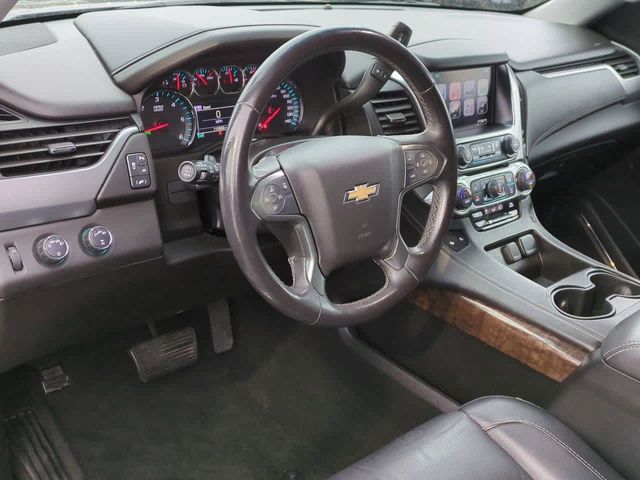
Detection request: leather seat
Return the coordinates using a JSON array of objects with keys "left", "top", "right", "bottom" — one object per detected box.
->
[{"left": 330, "top": 396, "right": 624, "bottom": 480}]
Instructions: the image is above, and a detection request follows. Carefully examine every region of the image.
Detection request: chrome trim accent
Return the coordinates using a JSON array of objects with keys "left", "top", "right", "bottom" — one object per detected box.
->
[{"left": 578, "top": 213, "right": 617, "bottom": 270}]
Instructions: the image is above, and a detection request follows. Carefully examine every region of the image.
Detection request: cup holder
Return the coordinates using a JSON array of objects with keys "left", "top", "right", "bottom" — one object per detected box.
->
[{"left": 552, "top": 272, "right": 640, "bottom": 319}]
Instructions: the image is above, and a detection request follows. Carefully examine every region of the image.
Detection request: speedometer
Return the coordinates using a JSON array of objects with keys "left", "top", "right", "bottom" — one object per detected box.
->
[
  {"left": 257, "top": 80, "right": 303, "bottom": 135},
  {"left": 140, "top": 90, "right": 196, "bottom": 152}
]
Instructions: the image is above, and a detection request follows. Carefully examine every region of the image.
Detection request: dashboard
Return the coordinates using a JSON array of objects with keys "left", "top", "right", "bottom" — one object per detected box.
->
[{"left": 0, "top": 3, "right": 638, "bottom": 373}]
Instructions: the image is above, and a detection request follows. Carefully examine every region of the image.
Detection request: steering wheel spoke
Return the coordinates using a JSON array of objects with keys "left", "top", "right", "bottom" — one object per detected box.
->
[
  {"left": 384, "top": 134, "right": 447, "bottom": 190},
  {"left": 250, "top": 156, "right": 301, "bottom": 223}
]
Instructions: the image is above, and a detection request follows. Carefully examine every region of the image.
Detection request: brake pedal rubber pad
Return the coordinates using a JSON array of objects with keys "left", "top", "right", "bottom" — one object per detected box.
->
[{"left": 129, "top": 327, "right": 198, "bottom": 382}]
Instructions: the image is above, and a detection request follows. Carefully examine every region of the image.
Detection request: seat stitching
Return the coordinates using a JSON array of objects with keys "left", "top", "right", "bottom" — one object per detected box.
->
[
  {"left": 603, "top": 342, "right": 640, "bottom": 360},
  {"left": 483, "top": 420, "right": 607, "bottom": 480}
]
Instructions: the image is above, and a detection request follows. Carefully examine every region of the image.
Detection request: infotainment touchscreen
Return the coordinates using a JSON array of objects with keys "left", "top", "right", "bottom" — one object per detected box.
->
[{"left": 432, "top": 67, "right": 493, "bottom": 130}]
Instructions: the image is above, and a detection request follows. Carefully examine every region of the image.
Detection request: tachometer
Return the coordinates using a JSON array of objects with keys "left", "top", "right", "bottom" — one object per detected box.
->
[
  {"left": 140, "top": 90, "right": 196, "bottom": 152},
  {"left": 218, "top": 65, "right": 244, "bottom": 94},
  {"left": 193, "top": 67, "right": 219, "bottom": 96},
  {"left": 257, "top": 80, "right": 303, "bottom": 135},
  {"left": 160, "top": 70, "right": 193, "bottom": 95}
]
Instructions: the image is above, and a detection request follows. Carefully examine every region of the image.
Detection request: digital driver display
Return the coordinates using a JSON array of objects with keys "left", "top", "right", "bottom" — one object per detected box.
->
[{"left": 432, "top": 67, "right": 493, "bottom": 130}]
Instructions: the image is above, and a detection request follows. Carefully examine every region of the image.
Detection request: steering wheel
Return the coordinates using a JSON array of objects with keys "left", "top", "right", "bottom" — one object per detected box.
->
[{"left": 220, "top": 26, "right": 457, "bottom": 327}]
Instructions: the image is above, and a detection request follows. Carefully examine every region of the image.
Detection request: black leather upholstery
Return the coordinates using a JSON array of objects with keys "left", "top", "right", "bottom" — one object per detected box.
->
[
  {"left": 601, "top": 311, "right": 640, "bottom": 382},
  {"left": 330, "top": 396, "right": 624, "bottom": 480}
]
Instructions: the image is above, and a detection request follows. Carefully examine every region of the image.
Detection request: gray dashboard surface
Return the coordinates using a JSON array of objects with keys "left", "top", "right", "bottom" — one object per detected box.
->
[
  {"left": 73, "top": 4, "right": 614, "bottom": 74},
  {"left": 0, "top": 20, "right": 135, "bottom": 119}
]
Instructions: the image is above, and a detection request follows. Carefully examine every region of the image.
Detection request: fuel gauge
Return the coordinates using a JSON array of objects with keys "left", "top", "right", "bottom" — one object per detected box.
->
[{"left": 160, "top": 70, "right": 193, "bottom": 95}]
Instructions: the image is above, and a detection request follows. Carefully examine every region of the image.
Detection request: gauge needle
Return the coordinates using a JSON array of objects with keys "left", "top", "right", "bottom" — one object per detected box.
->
[
  {"left": 196, "top": 73, "right": 208, "bottom": 86},
  {"left": 175, "top": 74, "right": 180, "bottom": 90},
  {"left": 260, "top": 107, "right": 282, "bottom": 131},
  {"left": 228, "top": 69, "right": 233, "bottom": 84},
  {"left": 144, "top": 122, "right": 169, "bottom": 135}
]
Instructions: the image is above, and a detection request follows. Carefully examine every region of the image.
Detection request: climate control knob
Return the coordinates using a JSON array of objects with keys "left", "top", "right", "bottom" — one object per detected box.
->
[
  {"left": 81, "top": 226, "right": 113, "bottom": 256},
  {"left": 455, "top": 184, "right": 473, "bottom": 210},
  {"left": 516, "top": 167, "right": 536, "bottom": 192},
  {"left": 486, "top": 178, "right": 506, "bottom": 198},
  {"left": 35, "top": 234, "right": 69, "bottom": 265},
  {"left": 457, "top": 145, "right": 472, "bottom": 168},
  {"left": 503, "top": 134, "right": 521, "bottom": 156}
]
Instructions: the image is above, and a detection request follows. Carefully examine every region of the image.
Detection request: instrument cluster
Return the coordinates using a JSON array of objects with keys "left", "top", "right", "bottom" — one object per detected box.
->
[{"left": 140, "top": 64, "right": 304, "bottom": 154}]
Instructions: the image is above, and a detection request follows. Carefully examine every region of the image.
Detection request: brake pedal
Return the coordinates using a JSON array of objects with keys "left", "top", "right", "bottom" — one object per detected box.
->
[{"left": 129, "top": 327, "right": 198, "bottom": 382}]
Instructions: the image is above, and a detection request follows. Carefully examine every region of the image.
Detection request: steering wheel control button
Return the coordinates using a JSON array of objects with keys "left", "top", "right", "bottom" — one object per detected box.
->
[
  {"left": 260, "top": 177, "right": 298, "bottom": 217},
  {"left": 405, "top": 150, "right": 438, "bottom": 186},
  {"left": 126, "top": 152, "right": 152, "bottom": 189},
  {"left": 81, "top": 226, "right": 113, "bottom": 256},
  {"left": 502, "top": 242, "right": 522, "bottom": 264},
  {"left": 35, "top": 234, "right": 69, "bottom": 265},
  {"left": 6, "top": 246, "right": 23, "bottom": 272}
]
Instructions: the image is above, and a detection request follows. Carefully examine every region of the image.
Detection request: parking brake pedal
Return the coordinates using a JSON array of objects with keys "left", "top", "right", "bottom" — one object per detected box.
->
[{"left": 129, "top": 327, "right": 198, "bottom": 382}]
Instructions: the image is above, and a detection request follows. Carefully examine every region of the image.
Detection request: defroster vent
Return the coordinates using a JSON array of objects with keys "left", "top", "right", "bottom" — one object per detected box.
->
[
  {"left": 371, "top": 90, "right": 423, "bottom": 135},
  {"left": 0, "top": 117, "right": 135, "bottom": 177}
]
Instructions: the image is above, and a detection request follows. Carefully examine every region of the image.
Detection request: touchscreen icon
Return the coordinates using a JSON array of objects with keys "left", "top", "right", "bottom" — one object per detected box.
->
[
  {"left": 463, "top": 98, "right": 475, "bottom": 117},
  {"left": 478, "top": 78, "right": 489, "bottom": 96},
  {"left": 449, "top": 101, "right": 461, "bottom": 119},
  {"left": 477, "top": 96, "right": 489, "bottom": 115},
  {"left": 464, "top": 80, "right": 476, "bottom": 97},
  {"left": 436, "top": 83, "right": 447, "bottom": 101},
  {"left": 449, "top": 82, "right": 461, "bottom": 101}
]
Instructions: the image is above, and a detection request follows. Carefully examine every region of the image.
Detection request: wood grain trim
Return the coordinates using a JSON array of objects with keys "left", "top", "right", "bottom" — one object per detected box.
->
[{"left": 408, "top": 288, "right": 591, "bottom": 382}]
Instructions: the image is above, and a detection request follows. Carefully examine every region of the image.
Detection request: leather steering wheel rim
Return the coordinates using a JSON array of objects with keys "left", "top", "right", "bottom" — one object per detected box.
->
[{"left": 220, "top": 26, "right": 457, "bottom": 327}]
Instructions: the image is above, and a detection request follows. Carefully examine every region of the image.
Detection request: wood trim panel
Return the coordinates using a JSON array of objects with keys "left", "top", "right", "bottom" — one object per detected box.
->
[{"left": 408, "top": 288, "right": 591, "bottom": 382}]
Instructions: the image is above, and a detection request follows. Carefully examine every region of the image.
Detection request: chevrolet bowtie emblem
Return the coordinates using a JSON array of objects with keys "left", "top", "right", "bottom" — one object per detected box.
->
[{"left": 344, "top": 183, "right": 380, "bottom": 203}]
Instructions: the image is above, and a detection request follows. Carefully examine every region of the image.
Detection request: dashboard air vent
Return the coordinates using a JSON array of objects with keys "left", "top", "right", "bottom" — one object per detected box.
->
[
  {"left": 0, "top": 117, "right": 134, "bottom": 177},
  {"left": 536, "top": 51, "right": 639, "bottom": 79},
  {"left": 0, "top": 107, "right": 21, "bottom": 123},
  {"left": 606, "top": 53, "right": 639, "bottom": 79},
  {"left": 371, "top": 90, "right": 422, "bottom": 135}
]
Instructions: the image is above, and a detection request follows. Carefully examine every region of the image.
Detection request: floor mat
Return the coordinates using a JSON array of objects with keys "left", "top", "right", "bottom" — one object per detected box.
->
[{"left": 9, "top": 296, "right": 435, "bottom": 480}]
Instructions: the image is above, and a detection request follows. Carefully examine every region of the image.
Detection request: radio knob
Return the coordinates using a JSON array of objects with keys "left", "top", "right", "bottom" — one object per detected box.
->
[
  {"left": 503, "top": 135, "right": 521, "bottom": 156},
  {"left": 455, "top": 184, "right": 473, "bottom": 210},
  {"left": 81, "top": 226, "right": 113, "bottom": 256},
  {"left": 516, "top": 167, "right": 536, "bottom": 192},
  {"left": 486, "top": 178, "right": 506, "bottom": 198},
  {"left": 35, "top": 234, "right": 69, "bottom": 265},
  {"left": 457, "top": 145, "right": 472, "bottom": 168}
]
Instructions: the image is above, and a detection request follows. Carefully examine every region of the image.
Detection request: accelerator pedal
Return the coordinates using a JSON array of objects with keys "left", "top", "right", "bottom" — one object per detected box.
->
[{"left": 129, "top": 327, "right": 198, "bottom": 382}]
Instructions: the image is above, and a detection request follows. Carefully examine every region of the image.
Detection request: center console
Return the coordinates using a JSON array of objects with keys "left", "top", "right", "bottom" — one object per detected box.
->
[{"left": 395, "top": 62, "right": 640, "bottom": 356}]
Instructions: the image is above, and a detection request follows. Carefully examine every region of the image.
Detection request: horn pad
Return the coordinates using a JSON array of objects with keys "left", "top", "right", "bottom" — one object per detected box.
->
[{"left": 278, "top": 136, "right": 405, "bottom": 275}]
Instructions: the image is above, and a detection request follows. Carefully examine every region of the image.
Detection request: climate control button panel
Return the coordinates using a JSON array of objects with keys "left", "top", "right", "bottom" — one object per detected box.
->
[{"left": 454, "top": 162, "right": 535, "bottom": 229}]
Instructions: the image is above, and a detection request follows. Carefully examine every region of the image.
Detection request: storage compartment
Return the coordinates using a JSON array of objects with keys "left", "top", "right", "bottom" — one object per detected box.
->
[
  {"left": 552, "top": 272, "right": 640, "bottom": 319},
  {"left": 486, "top": 232, "right": 590, "bottom": 287}
]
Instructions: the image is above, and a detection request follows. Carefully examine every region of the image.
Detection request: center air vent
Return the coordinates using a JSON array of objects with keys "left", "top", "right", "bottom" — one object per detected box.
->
[
  {"left": 371, "top": 90, "right": 422, "bottom": 135},
  {"left": 0, "top": 117, "right": 134, "bottom": 177}
]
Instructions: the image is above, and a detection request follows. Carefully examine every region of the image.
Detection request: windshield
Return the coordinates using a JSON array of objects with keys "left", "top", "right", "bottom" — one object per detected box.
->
[{"left": 7, "top": 0, "right": 549, "bottom": 23}]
